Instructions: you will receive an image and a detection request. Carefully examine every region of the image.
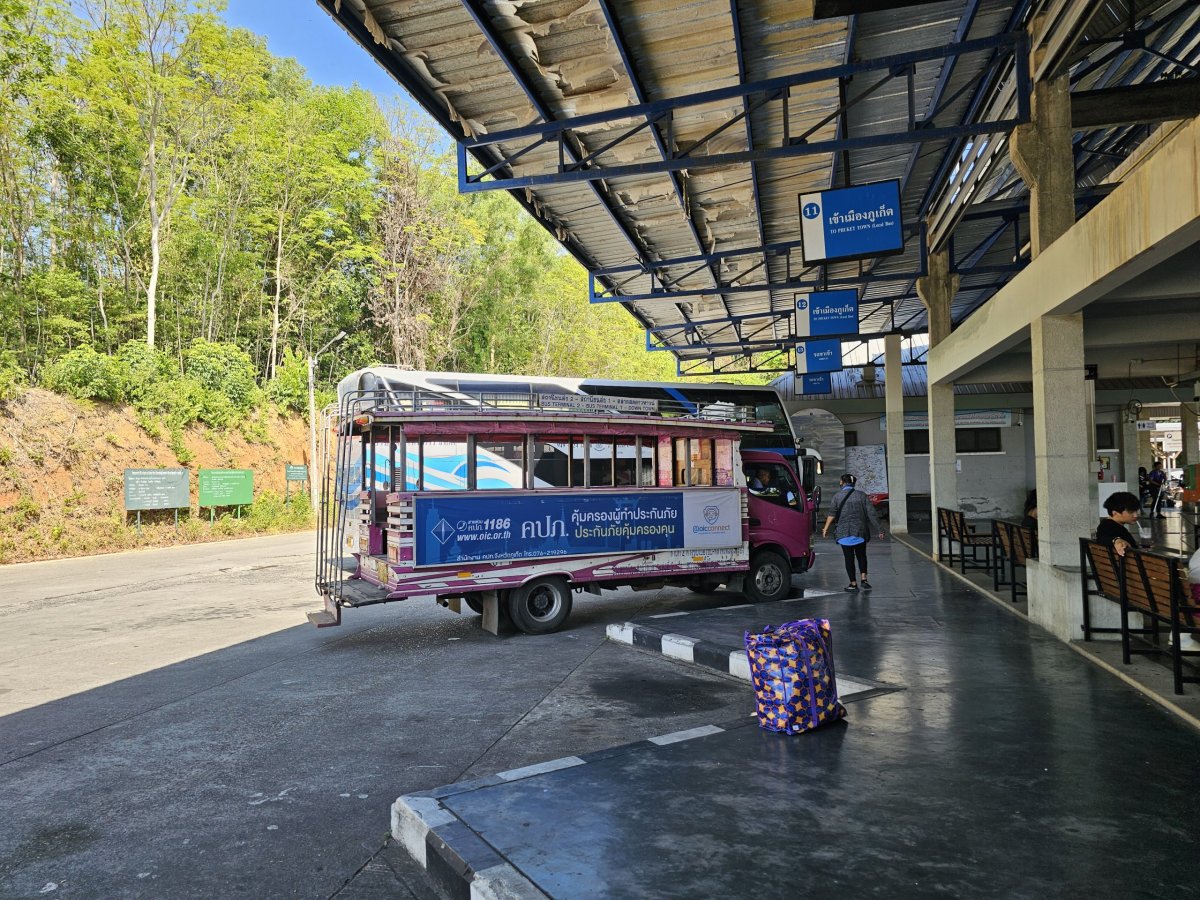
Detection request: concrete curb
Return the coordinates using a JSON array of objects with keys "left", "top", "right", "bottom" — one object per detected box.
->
[
  {"left": 604, "top": 595, "right": 894, "bottom": 701},
  {"left": 390, "top": 719, "right": 755, "bottom": 899}
]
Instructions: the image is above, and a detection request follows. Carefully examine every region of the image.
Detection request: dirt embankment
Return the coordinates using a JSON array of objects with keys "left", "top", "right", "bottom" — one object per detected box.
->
[{"left": 0, "top": 389, "right": 313, "bottom": 563}]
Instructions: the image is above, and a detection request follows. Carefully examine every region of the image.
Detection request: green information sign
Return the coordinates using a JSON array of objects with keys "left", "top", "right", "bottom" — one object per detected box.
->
[
  {"left": 199, "top": 469, "right": 254, "bottom": 507},
  {"left": 286, "top": 464, "right": 309, "bottom": 481},
  {"left": 124, "top": 468, "right": 190, "bottom": 511}
]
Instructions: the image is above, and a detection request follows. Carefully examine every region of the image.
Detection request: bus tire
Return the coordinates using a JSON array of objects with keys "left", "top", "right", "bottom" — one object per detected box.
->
[
  {"left": 746, "top": 550, "right": 790, "bottom": 603},
  {"left": 465, "top": 597, "right": 484, "bottom": 615},
  {"left": 507, "top": 577, "right": 573, "bottom": 634}
]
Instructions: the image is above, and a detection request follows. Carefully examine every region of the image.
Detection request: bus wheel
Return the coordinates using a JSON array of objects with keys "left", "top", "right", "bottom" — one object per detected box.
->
[
  {"left": 465, "top": 597, "right": 483, "bottom": 615},
  {"left": 507, "top": 577, "right": 573, "bottom": 634},
  {"left": 747, "top": 550, "right": 790, "bottom": 603}
]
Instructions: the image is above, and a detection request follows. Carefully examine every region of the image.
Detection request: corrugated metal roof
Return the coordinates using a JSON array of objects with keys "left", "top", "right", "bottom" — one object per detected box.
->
[{"left": 319, "top": 0, "right": 1199, "bottom": 368}]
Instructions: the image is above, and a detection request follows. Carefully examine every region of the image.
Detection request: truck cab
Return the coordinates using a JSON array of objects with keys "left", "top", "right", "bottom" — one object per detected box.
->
[{"left": 741, "top": 449, "right": 815, "bottom": 576}]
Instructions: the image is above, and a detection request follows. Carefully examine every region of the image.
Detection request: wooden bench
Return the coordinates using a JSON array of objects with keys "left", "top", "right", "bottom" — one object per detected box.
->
[
  {"left": 1079, "top": 539, "right": 1125, "bottom": 641},
  {"left": 936, "top": 507, "right": 994, "bottom": 575},
  {"left": 991, "top": 520, "right": 1037, "bottom": 603},
  {"left": 1122, "top": 548, "right": 1199, "bottom": 695}
]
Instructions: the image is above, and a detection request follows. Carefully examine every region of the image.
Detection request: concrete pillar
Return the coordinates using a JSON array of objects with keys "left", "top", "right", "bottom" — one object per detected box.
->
[
  {"left": 1180, "top": 401, "right": 1198, "bottom": 469},
  {"left": 1010, "top": 74, "right": 1075, "bottom": 256},
  {"left": 1120, "top": 413, "right": 1140, "bottom": 484},
  {"left": 884, "top": 333, "right": 908, "bottom": 533},
  {"left": 1031, "top": 314, "right": 1093, "bottom": 567},
  {"left": 919, "top": 249, "right": 959, "bottom": 512}
]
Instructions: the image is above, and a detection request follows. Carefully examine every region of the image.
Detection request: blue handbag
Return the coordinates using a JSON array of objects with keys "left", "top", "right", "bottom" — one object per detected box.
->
[{"left": 837, "top": 535, "right": 865, "bottom": 546}]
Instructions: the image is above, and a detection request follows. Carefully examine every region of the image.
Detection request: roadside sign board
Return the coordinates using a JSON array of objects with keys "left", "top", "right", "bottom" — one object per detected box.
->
[
  {"left": 199, "top": 469, "right": 254, "bottom": 507},
  {"left": 794, "top": 340, "right": 843, "bottom": 375},
  {"left": 795, "top": 289, "right": 859, "bottom": 337},
  {"left": 124, "top": 468, "right": 190, "bottom": 511},
  {"left": 286, "top": 464, "right": 309, "bottom": 481},
  {"left": 799, "top": 180, "right": 904, "bottom": 265}
]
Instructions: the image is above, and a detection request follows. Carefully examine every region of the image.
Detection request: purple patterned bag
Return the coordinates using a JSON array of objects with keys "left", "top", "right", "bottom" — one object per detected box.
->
[{"left": 744, "top": 618, "right": 847, "bottom": 734}]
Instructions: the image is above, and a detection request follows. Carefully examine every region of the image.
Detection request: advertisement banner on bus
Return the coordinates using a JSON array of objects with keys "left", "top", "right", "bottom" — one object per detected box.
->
[{"left": 413, "top": 489, "right": 741, "bottom": 565}]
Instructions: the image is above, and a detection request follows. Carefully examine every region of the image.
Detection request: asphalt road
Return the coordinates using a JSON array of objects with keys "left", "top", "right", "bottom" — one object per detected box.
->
[{"left": 0, "top": 534, "right": 758, "bottom": 899}]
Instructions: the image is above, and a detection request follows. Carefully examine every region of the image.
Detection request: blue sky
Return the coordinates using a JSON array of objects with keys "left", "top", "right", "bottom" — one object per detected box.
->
[{"left": 223, "top": 0, "right": 411, "bottom": 108}]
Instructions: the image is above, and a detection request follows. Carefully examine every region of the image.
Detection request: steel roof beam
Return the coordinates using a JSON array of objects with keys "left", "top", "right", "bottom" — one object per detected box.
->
[
  {"left": 1072, "top": 78, "right": 1200, "bottom": 129},
  {"left": 316, "top": 0, "right": 663, "bottom": 333},
  {"left": 458, "top": 33, "right": 1030, "bottom": 192},
  {"left": 453, "top": 0, "right": 691, "bottom": 333},
  {"left": 596, "top": 0, "right": 732, "bottom": 322}
]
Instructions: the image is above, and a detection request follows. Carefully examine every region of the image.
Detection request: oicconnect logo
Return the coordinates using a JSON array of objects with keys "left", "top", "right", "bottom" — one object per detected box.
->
[{"left": 802, "top": 202, "right": 821, "bottom": 219}]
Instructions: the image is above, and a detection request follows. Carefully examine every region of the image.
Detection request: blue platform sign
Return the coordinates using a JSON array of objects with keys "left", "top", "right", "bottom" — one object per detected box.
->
[
  {"left": 794, "top": 340, "right": 843, "bottom": 375},
  {"left": 799, "top": 180, "right": 903, "bottom": 265},
  {"left": 795, "top": 289, "right": 859, "bottom": 337},
  {"left": 414, "top": 490, "right": 740, "bottom": 566},
  {"left": 800, "top": 373, "right": 833, "bottom": 394}
]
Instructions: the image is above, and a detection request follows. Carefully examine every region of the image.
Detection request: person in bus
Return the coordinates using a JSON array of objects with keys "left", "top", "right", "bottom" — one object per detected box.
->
[{"left": 749, "top": 466, "right": 797, "bottom": 507}]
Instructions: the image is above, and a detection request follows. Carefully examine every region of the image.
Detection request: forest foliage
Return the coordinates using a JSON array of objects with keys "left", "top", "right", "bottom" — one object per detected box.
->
[{"left": 0, "top": 0, "right": 682, "bottom": 426}]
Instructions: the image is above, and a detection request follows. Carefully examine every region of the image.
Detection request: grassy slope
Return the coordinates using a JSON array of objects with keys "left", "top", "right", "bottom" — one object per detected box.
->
[{"left": 0, "top": 389, "right": 314, "bottom": 563}]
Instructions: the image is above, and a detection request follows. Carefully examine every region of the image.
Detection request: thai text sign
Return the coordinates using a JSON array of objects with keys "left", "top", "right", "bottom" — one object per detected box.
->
[
  {"left": 799, "top": 373, "right": 833, "bottom": 394},
  {"left": 795, "top": 289, "right": 859, "bottom": 337},
  {"left": 286, "top": 464, "right": 309, "bottom": 481},
  {"left": 199, "top": 469, "right": 254, "bottom": 506},
  {"left": 799, "top": 180, "right": 904, "bottom": 264},
  {"left": 795, "top": 340, "right": 843, "bottom": 375},
  {"left": 124, "top": 468, "right": 190, "bottom": 511},
  {"left": 413, "top": 489, "right": 741, "bottom": 566},
  {"left": 537, "top": 392, "right": 658, "bottom": 415}
]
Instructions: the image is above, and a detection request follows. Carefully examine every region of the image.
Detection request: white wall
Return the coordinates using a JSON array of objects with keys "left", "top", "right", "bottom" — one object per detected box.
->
[{"left": 843, "top": 412, "right": 1028, "bottom": 519}]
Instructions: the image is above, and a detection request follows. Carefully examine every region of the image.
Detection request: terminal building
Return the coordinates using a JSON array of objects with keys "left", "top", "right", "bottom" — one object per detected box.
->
[{"left": 313, "top": 0, "right": 1199, "bottom": 895}]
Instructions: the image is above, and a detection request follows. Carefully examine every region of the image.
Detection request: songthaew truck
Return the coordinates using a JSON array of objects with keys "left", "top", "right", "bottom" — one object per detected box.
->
[{"left": 311, "top": 369, "right": 816, "bottom": 635}]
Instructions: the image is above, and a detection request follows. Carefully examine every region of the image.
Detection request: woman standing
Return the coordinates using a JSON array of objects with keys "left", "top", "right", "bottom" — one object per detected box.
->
[{"left": 821, "top": 473, "right": 885, "bottom": 592}]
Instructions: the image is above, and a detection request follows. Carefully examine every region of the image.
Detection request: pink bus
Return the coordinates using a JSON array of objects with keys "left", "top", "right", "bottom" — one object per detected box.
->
[{"left": 312, "top": 375, "right": 815, "bottom": 634}]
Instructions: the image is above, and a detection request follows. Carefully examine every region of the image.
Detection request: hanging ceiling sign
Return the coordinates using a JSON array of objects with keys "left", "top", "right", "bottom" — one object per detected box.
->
[
  {"left": 795, "top": 340, "right": 843, "bottom": 375},
  {"left": 795, "top": 289, "right": 859, "bottom": 337},
  {"left": 798, "top": 180, "right": 904, "bottom": 265},
  {"left": 799, "top": 373, "right": 833, "bottom": 394}
]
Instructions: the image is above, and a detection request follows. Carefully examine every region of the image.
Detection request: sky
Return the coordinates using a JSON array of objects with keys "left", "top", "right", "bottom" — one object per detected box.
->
[{"left": 222, "top": 0, "right": 413, "bottom": 110}]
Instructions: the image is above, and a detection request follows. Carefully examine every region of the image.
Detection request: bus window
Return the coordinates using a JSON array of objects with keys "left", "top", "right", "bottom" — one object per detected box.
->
[
  {"left": 614, "top": 438, "right": 636, "bottom": 486},
  {"left": 476, "top": 437, "right": 525, "bottom": 490},
  {"left": 532, "top": 438, "right": 572, "bottom": 488},
  {"left": 590, "top": 439, "right": 614, "bottom": 487},
  {"left": 673, "top": 437, "right": 688, "bottom": 485},
  {"left": 689, "top": 438, "right": 714, "bottom": 486},
  {"left": 715, "top": 439, "right": 734, "bottom": 486},
  {"left": 421, "top": 439, "right": 468, "bottom": 491},
  {"left": 638, "top": 438, "right": 657, "bottom": 486}
]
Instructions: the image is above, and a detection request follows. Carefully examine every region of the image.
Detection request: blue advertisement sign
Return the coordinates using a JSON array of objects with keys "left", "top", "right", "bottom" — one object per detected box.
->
[
  {"left": 799, "top": 180, "right": 903, "bottom": 265},
  {"left": 800, "top": 373, "right": 833, "bottom": 394},
  {"left": 795, "top": 289, "right": 859, "bottom": 337},
  {"left": 794, "top": 339, "right": 843, "bottom": 375},
  {"left": 414, "top": 490, "right": 740, "bottom": 566}
]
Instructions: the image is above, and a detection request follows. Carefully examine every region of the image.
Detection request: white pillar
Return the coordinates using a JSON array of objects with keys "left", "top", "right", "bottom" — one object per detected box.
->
[
  {"left": 1031, "top": 314, "right": 1093, "bottom": 567},
  {"left": 1180, "top": 401, "right": 1198, "bottom": 470},
  {"left": 884, "top": 334, "right": 908, "bottom": 533}
]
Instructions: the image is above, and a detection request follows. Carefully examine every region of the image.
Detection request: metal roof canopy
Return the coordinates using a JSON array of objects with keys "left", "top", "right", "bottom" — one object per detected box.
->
[{"left": 318, "top": 0, "right": 1200, "bottom": 375}]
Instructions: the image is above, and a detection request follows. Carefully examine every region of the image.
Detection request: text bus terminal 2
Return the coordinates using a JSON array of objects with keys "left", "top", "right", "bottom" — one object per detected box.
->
[{"left": 311, "top": 368, "right": 818, "bottom": 635}]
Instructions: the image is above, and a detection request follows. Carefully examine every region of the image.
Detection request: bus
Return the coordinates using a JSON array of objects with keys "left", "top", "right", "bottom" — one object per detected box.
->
[
  {"left": 336, "top": 369, "right": 823, "bottom": 497},
  {"left": 312, "top": 370, "right": 816, "bottom": 634}
]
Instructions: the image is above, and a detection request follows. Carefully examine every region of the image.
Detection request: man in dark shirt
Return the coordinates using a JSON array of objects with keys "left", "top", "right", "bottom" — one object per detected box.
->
[
  {"left": 1146, "top": 462, "right": 1168, "bottom": 518},
  {"left": 1096, "top": 491, "right": 1141, "bottom": 557}
]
